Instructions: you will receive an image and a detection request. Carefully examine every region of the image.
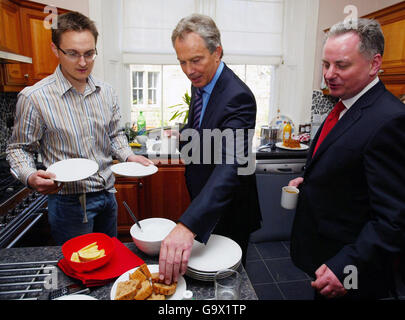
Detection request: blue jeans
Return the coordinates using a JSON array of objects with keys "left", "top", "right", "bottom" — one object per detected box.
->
[{"left": 48, "top": 190, "right": 117, "bottom": 245}]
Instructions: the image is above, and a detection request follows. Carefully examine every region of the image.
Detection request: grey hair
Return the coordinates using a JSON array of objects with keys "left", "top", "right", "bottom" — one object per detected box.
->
[
  {"left": 327, "top": 18, "right": 384, "bottom": 59},
  {"left": 172, "top": 13, "right": 223, "bottom": 58}
]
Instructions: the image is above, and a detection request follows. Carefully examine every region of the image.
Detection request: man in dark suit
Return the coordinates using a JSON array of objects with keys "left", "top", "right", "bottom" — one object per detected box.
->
[
  {"left": 289, "top": 18, "right": 405, "bottom": 299},
  {"left": 158, "top": 13, "right": 261, "bottom": 285}
]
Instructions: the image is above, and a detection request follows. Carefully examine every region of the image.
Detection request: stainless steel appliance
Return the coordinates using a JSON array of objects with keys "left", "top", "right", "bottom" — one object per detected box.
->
[
  {"left": 250, "top": 157, "right": 306, "bottom": 242},
  {"left": 0, "top": 157, "right": 51, "bottom": 248}
]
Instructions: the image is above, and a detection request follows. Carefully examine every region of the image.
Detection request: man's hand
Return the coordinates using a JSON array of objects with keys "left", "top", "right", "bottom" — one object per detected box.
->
[
  {"left": 159, "top": 223, "right": 195, "bottom": 285},
  {"left": 27, "top": 170, "right": 63, "bottom": 194},
  {"left": 289, "top": 177, "right": 304, "bottom": 188},
  {"left": 127, "top": 154, "right": 154, "bottom": 166},
  {"left": 311, "top": 264, "right": 347, "bottom": 298}
]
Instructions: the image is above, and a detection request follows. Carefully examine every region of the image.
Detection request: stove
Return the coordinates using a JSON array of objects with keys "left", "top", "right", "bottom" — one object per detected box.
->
[{"left": 0, "top": 157, "right": 52, "bottom": 248}]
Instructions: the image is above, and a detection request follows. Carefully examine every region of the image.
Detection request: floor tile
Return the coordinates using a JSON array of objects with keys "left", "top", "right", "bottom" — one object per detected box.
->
[
  {"left": 265, "top": 258, "right": 309, "bottom": 282},
  {"left": 246, "top": 243, "right": 260, "bottom": 261},
  {"left": 278, "top": 280, "right": 314, "bottom": 300},
  {"left": 254, "top": 241, "right": 290, "bottom": 259},
  {"left": 245, "top": 260, "right": 274, "bottom": 285},
  {"left": 253, "top": 283, "right": 284, "bottom": 300}
]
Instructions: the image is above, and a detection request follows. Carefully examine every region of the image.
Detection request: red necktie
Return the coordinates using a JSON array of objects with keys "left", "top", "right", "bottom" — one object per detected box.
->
[{"left": 312, "top": 100, "right": 346, "bottom": 157}]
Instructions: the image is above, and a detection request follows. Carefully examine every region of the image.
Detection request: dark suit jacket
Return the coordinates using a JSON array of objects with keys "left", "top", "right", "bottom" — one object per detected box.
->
[
  {"left": 291, "top": 80, "right": 405, "bottom": 298},
  {"left": 178, "top": 64, "right": 261, "bottom": 250}
]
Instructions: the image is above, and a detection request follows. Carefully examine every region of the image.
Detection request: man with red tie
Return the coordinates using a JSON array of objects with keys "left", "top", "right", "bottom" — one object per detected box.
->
[{"left": 289, "top": 18, "right": 405, "bottom": 299}]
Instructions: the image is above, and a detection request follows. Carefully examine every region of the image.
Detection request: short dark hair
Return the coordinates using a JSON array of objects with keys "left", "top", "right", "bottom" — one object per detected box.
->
[{"left": 52, "top": 12, "right": 99, "bottom": 47}]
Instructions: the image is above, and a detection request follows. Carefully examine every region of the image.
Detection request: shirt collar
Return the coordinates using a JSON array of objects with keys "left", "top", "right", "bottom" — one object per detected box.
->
[
  {"left": 54, "top": 64, "right": 100, "bottom": 97},
  {"left": 201, "top": 61, "right": 224, "bottom": 95},
  {"left": 341, "top": 76, "right": 380, "bottom": 109}
]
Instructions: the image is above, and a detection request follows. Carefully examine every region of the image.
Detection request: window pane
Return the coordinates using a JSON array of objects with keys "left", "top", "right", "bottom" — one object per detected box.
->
[
  {"left": 148, "top": 72, "right": 158, "bottom": 88},
  {"left": 148, "top": 89, "right": 156, "bottom": 105},
  {"left": 133, "top": 89, "right": 144, "bottom": 105},
  {"left": 138, "top": 72, "right": 143, "bottom": 88}
]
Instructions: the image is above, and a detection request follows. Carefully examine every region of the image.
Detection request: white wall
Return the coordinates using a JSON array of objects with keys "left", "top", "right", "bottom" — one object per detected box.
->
[{"left": 275, "top": 0, "right": 319, "bottom": 126}]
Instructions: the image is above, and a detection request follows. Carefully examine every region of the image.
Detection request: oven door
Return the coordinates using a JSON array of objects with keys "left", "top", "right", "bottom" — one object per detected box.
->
[{"left": 0, "top": 196, "right": 52, "bottom": 248}]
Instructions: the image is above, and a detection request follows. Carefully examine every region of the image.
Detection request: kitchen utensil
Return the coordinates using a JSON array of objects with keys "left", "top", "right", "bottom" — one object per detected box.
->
[
  {"left": 110, "top": 264, "right": 186, "bottom": 300},
  {"left": 260, "top": 125, "right": 270, "bottom": 145},
  {"left": 123, "top": 201, "right": 142, "bottom": 230}
]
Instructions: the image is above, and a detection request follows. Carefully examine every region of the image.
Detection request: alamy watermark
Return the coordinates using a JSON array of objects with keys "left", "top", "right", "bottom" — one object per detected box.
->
[
  {"left": 153, "top": 128, "right": 256, "bottom": 176},
  {"left": 43, "top": 6, "right": 58, "bottom": 30},
  {"left": 343, "top": 5, "right": 359, "bottom": 30},
  {"left": 343, "top": 265, "right": 358, "bottom": 290}
]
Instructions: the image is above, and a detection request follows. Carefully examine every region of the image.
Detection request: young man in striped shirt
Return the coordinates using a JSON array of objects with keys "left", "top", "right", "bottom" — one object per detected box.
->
[{"left": 6, "top": 12, "right": 152, "bottom": 245}]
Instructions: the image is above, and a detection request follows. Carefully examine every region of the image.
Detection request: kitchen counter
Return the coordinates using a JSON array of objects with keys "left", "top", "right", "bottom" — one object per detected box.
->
[
  {"left": 132, "top": 145, "right": 310, "bottom": 160},
  {"left": 0, "top": 242, "right": 257, "bottom": 300}
]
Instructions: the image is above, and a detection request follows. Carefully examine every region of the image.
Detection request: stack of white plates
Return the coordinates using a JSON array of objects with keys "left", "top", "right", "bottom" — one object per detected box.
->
[{"left": 185, "top": 234, "right": 242, "bottom": 281}]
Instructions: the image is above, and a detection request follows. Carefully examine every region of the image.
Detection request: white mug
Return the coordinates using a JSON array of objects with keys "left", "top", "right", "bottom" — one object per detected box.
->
[{"left": 280, "top": 186, "right": 299, "bottom": 210}]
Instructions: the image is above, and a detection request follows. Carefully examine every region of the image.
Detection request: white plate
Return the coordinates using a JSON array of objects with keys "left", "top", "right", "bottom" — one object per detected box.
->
[
  {"left": 186, "top": 260, "right": 241, "bottom": 281},
  {"left": 276, "top": 142, "right": 309, "bottom": 151},
  {"left": 110, "top": 264, "right": 186, "bottom": 300},
  {"left": 187, "top": 234, "right": 242, "bottom": 273},
  {"left": 111, "top": 162, "right": 158, "bottom": 178},
  {"left": 55, "top": 294, "right": 98, "bottom": 300},
  {"left": 46, "top": 158, "right": 99, "bottom": 182}
]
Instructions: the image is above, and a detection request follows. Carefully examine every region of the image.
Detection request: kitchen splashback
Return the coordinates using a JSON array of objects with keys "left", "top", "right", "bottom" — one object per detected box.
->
[
  {"left": 311, "top": 90, "right": 338, "bottom": 122},
  {"left": 0, "top": 92, "right": 18, "bottom": 154}
]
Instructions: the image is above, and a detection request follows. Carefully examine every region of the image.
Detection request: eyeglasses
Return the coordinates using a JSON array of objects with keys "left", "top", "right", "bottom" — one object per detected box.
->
[{"left": 57, "top": 46, "right": 98, "bottom": 62}]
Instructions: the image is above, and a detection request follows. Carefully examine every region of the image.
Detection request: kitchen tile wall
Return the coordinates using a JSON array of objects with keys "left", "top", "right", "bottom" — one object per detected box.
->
[
  {"left": 311, "top": 90, "right": 338, "bottom": 122},
  {"left": 0, "top": 92, "right": 18, "bottom": 154}
]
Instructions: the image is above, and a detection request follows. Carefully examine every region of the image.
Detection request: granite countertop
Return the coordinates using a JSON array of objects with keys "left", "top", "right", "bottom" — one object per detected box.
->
[
  {"left": 132, "top": 145, "right": 310, "bottom": 161},
  {"left": 0, "top": 242, "right": 257, "bottom": 300}
]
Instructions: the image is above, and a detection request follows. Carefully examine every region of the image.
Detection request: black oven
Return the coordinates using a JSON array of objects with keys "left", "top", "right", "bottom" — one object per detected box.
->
[{"left": 0, "top": 158, "right": 54, "bottom": 248}]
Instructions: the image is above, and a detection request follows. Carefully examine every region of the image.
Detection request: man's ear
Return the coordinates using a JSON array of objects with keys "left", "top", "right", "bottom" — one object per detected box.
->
[
  {"left": 51, "top": 42, "right": 59, "bottom": 59},
  {"left": 370, "top": 53, "right": 382, "bottom": 77},
  {"left": 214, "top": 46, "right": 222, "bottom": 61}
]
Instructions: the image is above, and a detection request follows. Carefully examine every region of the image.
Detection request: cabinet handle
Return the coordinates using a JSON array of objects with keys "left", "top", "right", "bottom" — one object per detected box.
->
[
  {"left": 24, "top": 74, "right": 29, "bottom": 78},
  {"left": 378, "top": 69, "right": 384, "bottom": 74},
  {"left": 138, "top": 182, "right": 143, "bottom": 188}
]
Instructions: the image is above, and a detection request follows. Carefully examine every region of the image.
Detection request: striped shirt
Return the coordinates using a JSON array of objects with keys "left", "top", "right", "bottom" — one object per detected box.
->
[{"left": 6, "top": 65, "right": 133, "bottom": 194}]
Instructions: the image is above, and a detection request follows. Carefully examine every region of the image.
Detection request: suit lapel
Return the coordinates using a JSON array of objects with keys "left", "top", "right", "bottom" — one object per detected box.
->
[
  {"left": 309, "top": 107, "right": 362, "bottom": 164},
  {"left": 305, "top": 81, "right": 386, "bottom": 171}
]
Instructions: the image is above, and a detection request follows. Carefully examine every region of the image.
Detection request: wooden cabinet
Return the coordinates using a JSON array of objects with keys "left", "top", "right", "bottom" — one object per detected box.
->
[
  {"left": 0, "top": 0, "right": 68, "bottom": 91},
  {"left": 114, "top": 160, "right": 191, "bottom": 243},
  {"left": 364, "top": 2, "right": 405, "bottom": 98},
  {"left": 0, "top": 0, "right": 26, "bottom": 89},
  {"left": 114, "top": 177, "right": 145, "bottom": 242}
]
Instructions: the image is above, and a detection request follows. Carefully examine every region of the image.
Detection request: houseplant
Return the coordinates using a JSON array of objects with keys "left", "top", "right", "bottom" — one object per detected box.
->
[{"left": 168, "top": 91, "right": 191, "bottom": 125}]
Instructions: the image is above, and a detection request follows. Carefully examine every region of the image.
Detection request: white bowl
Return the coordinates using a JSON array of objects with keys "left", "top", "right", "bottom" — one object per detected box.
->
[{"left": 130, "top": 218, "right": 176, "bottom": 256}]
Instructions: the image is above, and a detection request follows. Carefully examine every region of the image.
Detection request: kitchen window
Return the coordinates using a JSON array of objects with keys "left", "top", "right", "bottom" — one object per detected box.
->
[{"left": 129, "top": 64, "right": 273, "bottom": 139}]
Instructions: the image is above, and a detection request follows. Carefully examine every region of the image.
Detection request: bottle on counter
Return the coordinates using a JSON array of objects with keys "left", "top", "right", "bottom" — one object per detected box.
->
[
  {"left": 282, "top": 121, "right": 292, "bottom": 144},
  {"left": 137, "top": 111, "right": 146, "bottom": 136}
]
